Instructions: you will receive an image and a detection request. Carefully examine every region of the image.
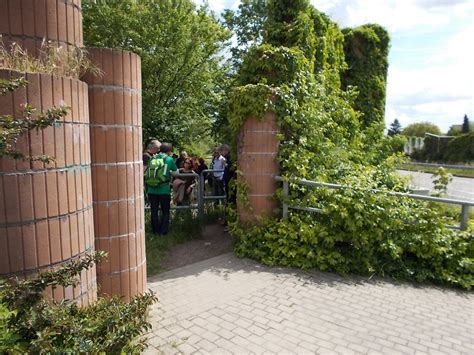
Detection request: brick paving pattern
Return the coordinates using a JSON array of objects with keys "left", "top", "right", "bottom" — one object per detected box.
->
[{"left": 146, "top": 253, "right": 473, "bottom": 354}]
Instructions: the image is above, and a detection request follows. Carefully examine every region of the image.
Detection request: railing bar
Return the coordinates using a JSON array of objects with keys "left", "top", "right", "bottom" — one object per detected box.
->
[
  {"left": 275, "top": 176, "right": 474, "bottom": 206},
  {"left": 289, "top": 206, "right": 323, "bottom": 214}
]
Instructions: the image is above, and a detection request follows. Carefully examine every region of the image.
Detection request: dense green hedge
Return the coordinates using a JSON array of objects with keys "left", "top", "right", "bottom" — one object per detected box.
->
[
  {"left": 444, "top": 133, "right": 474, "bottom": 162},
  {"left": 229, "top": 0, "right": 473, "bottom": 290},
  {"left": 412, "top": 133, "right": 474, "bottom": 163}
]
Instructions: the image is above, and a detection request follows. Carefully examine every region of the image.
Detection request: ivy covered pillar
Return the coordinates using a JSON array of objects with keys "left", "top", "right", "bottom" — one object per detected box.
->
[{"left": 237, "top": 112, "right": 280, "bottom": 223}]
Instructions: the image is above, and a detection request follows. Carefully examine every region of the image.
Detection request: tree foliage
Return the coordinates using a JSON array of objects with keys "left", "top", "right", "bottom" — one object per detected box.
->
[
  {"left": 83, "top": 0, "right": 231, "bottom": 147},
  {"left": 387, "top": 118, "right": 402, "bottom": 136},
  {"left": 222, "top": 0, "right": 268, "bottom": 70},
  {"left": 402, "top": 121, "right": 441, "bottom": 137},
  {"left": 462, "top": 114, "right": 470, "bottom": 134}
]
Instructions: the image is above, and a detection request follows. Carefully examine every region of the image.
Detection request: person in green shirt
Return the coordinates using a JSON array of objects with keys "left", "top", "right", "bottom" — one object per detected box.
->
[{"left": 147, "top": 142, "right": 177, "bottom": 235}]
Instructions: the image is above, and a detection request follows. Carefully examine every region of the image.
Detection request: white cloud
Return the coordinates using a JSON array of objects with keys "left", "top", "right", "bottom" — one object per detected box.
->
[
  {"left": 386, "top": 20, "right": 473, "bottom": 132},
  {"left": 311, "top": 0, "right": 472, "bottom": 31}
]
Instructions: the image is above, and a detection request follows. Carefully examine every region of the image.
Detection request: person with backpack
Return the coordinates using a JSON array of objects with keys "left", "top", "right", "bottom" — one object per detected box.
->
[
  {"left": 143, "top": 139, "right": 161, "bottom": 170},
  {"left": 145, "top": 142, "right": 177, "bottom": 235}
]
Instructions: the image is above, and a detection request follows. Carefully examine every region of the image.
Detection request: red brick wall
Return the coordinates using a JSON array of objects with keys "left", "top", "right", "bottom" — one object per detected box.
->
[
  {"left": 83, "top": 48, "right": 146, "bottom": 300},
  {"left": 0, "top": 0, "right": 83, "bottom": 56},
  {"left": 237, "top": 112, "right": 280, "bottom": 223},
  {"left": 0, "top": 70, "right": 96, "bottom": 306}
]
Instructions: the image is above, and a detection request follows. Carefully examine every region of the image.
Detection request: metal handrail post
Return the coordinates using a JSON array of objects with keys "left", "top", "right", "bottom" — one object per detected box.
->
[
  {"left": 282, "top": 180, "right": 289, "bottom": 219},
  {"left": 461, "top": 204, "right": 470, "bottom": 231},
  {"left": 198, "top": 171, "right": 205, "bottom": 219}
]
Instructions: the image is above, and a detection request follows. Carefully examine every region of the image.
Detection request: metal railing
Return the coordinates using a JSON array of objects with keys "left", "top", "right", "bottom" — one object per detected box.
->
[
  {"left": 276, "top": 176, "right": 474, "bottom": 231},
  {"left": 145, "top": 169, "right": 227, "bottom": 218}
]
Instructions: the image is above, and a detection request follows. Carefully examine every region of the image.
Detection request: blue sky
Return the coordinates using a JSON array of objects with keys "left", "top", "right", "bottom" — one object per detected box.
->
[{"left": 194, "top": 0, "right": 473, "bottom": 133}]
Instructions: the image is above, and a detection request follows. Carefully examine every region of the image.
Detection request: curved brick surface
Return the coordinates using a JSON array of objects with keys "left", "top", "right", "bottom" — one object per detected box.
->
[
  {"left": 0, "top": 0, "right": 83, "bottom": 56},
  {"left": 237, "top": 113, "right": 280, "bottom": 223},
  {"left": 0, "top": 70, "right": 96, "bottom": 306},
  {"left": 83, "top": 47, "right": 146, "bottom": 300}
]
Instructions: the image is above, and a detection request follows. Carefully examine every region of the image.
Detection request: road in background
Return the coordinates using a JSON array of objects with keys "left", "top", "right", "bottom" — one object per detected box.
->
[{"left": 398, "top": 170, "right": 474, "bottom": 202}]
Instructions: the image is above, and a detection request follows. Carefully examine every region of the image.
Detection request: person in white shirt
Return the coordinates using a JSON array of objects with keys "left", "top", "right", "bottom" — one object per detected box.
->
[{"left": 211, "top": 148, "right": 226, "bottom": 203}]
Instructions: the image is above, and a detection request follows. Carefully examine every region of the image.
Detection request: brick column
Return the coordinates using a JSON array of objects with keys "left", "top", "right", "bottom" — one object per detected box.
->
[
  {"left": 0, "top": 70, "right": 96, "bottom": 306},
  {"left": 82, "top": 48, "right": 146, "bottom": 300},
  {"left": 0, "top": 0, "right": 83, "bottom": 56},
  {"left": 237, "top": 111, "right": 280, "bottom": 223}
]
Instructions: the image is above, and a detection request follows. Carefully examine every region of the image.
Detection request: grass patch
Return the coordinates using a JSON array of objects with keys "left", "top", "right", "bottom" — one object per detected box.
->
[
  {"left": 399, "top": 163, "right": 474, "bottom": 178},
  {"left": 145, "top": 206, "right": 224, "bottom": 276},
  {"left": 0, "top": 40, "right": 101, "bottom": 78}
]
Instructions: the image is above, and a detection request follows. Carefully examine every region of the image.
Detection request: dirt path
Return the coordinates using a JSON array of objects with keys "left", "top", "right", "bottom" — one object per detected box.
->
[{"left": 159, "top": 224, "right": 236, "bottom": 271}]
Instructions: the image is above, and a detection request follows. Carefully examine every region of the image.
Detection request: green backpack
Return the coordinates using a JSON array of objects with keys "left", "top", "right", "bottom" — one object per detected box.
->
[{"left": 145, "top": 155, "right": 169, "bottom": 187}]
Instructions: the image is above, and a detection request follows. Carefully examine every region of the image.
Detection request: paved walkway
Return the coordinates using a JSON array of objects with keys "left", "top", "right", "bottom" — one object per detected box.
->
[
  {"left": 398, "top": 170, "right": 474, "bottom": 202},
  {"left": 146, "top": 253, "right": 473, "bottom": 354}
]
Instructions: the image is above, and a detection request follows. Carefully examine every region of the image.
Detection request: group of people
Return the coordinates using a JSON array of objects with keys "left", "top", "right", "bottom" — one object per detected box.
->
[{"left": 143, "top": 139, "right": 235, "bottom": 236}]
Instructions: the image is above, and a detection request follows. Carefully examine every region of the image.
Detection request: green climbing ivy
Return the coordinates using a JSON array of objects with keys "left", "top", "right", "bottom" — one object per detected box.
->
[
  {"left": 342, "top": 24, "right": 390, "bottom": 130},
  {"left": 228, "top": 0, "right": 473, "bottom": 290}
]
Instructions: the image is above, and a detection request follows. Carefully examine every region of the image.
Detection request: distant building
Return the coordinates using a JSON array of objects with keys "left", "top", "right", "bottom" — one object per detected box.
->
[{"left": 403, "top": 133, "right": 455, "bottom": 155}]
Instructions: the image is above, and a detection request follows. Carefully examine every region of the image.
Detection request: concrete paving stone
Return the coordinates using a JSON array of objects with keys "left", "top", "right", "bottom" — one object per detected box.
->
[
  {"left": 195, "top": 339, "right": 217, "bottom": 352},
  {"left": 220, "top": 313, "right": 238, "bottom": 323},
  {"left": 238, "top": 310, "right": 256, "bottom": 320},
  {"left": 210, "top": 348, "right": 232, "bottom": 355},
  {"left": 232, "top": 326, "right": 252, "bottom": 339},
  {"left": 252, "top": 315, "right": 270, "bottom": 326},
  {"left": 229, "top": 334, "right": 251, "bottom": 347},
  {"left": 218, "top": 328, "right": 236, "bottom": 341},
  {"left": 394, "top": 343, "right": 417, "bottom": 354},
  {"left": 174, "top": 328, "right": 193, "bottom": 341},
  {"left": 316, "top": 346, "right": 339, "bottom": 354},
  {"left": 454, "top": 342, "right": 474, "bottom": 353},
  {"left": 298, "top": 339, "right": 320, "bottom": 352},
  {"left": 334, "top": 345, "right": 356, "bottom": 354},
  {"left": 251, "top": 308, "right": 268, "bottom": 318},
  {"left": 214, "top": 338, "right": 236, "bottom": 350},
  {"left": 219, "top": 320, "right": 238, "bottom": 332},
  {"left": 187, "top": 325, "right": 206, "bottom": 336},
  {"left": 176, "top": 342, "right": 197, "bottom": 354},
  {"left": 199, "top": 331, "right": 219, "bottom": 343},
  {"left": 147, "top": 253, "right": 474, "bottom": 354}
]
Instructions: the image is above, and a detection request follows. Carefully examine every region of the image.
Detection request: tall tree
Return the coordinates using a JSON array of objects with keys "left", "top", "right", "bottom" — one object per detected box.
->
[
  {"left": 402, "top": 122, "right": 441, "bottom": 137},
  {"left": 462, "top": 114, "right": 470, "bottom": 133},
  {"left": 83, "top": 0, "right": 231, "bottom": 147},
  {"left": 387, "top": 118, "right": 402, "bottom": 136},
  {"left": 222, "top": 0, "right": 268, "bottom": 71}
]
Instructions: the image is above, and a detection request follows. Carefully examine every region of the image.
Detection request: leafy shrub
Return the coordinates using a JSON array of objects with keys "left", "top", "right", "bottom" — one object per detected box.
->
[{"left": 0, "top": 252, "right": 156, "bottom": 353}]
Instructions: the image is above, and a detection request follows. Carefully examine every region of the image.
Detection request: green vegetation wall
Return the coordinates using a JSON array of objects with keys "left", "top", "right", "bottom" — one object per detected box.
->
[
  {"left": 342, "top": 24, "right": 390, "bottom": 130},
  {"left": 309, "top": 8, "right": 346, "bottom": 87},
  {"left": 230, "top": 0, "right": 472, "bottom": 290}
]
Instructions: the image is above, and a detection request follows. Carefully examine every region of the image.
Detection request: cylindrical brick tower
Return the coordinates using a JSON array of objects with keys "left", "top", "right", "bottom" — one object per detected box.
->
[
  {"left": 0, "top": 70, "right": 96, "bottom": 306},
  {"left": 237, "top": 112, "right": 280, "bottom": 223},
  {"left": 0, "top": 0, "right": 83, "bottom": 56},
  {"left": 82, "top": 48, "right": 146, "bottom": 300}
]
